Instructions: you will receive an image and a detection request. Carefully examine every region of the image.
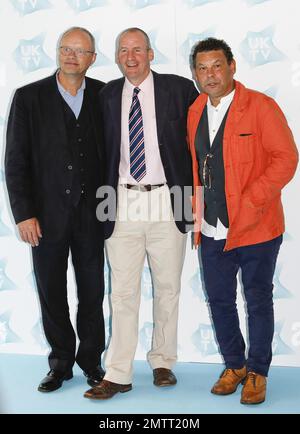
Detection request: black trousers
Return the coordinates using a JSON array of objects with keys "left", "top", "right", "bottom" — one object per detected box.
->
[{"left": 32, "top": 199, "right": 105, "bottom": 373}]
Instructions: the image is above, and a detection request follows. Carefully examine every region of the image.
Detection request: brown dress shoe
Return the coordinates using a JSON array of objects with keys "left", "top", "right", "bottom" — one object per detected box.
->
[
  {"left": 211, "top": 367, "right": 247, "bottom": 395},
  {"left": 84, "top": 379, "right": 132, "bottom": 400},
  {"left": 153, "top": 368, "right": 177, "bottom": 387},
  {"left": 240, "top": 372, "right": 266, "bottom": 405}
]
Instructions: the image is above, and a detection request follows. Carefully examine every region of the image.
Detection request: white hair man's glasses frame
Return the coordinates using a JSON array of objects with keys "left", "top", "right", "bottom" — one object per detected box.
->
[{"left": 59, "top": 46, "right": 96, "bottom": 57}]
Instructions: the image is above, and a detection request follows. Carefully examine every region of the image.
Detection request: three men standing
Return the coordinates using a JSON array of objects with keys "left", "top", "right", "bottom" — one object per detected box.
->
[{"left": 5, "top": 27, "right": 297, "bottom": 406}]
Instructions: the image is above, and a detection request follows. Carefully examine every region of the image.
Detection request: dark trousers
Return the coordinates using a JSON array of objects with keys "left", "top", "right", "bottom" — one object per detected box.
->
[
  {"left": 32, "top": 199, "right": 105, "bottom": 373},
  {"left": 199, "top": 234, "right": 282, "bottom": 377}
]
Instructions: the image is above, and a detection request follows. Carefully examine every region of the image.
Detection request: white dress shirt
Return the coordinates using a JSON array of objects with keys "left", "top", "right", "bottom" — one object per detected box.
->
[
  {"left": 119, "top": 71, "right": 166, "bottom": 185},
  {"left": 201, "top": 89, "right": 235, "bottom": 240}
]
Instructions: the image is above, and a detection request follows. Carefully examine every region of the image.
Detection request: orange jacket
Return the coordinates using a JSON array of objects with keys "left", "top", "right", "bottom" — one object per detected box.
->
[{"left": 187, "top": 81, "right": 299, "bottom": 250}]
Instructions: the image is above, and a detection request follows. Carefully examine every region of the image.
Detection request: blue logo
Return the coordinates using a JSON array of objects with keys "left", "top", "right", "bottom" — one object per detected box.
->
[
  {"left": 66, "top": 0, "right": 107, "bottom": 12},
  {"left": 184, "top": 0, "right": 222, "bottom": 6},
  {"left": 273, "top": 262, "right": 292, "bottom": 299},
  {"left": 148, "top": 30, "right": 168, "bottom": 65},
  {"left": 139, "top": 321, "right": 153, "bottom": 351},
  {"left": 11, "top": 0, "right": 52, "bottom": 16},
  {"left": 127, "top": 0, "right": 163, "bottom": 8},
  {"left": 273, "top": 320, "right": 294, "bottom": 355},
  {"left": 0, "top": 311, "right": 22, "bottom": 344},
  {"left": 14, "top": 34, "right": 54, "bottom": 74},
  {"left": 93, "top": 32, "right": 113, "bottom": 68},
  {"left": 0, "top": 259, "right": 16, "bottom": 291},
  {"left": 240, "top": 27, "right": 285, "bottom": 67},
  {"left": 192, "top": 323, "right": 218, "bottom": 356},
  {"left": 181, "top": 29, "right": 215, "bottom": 65}
]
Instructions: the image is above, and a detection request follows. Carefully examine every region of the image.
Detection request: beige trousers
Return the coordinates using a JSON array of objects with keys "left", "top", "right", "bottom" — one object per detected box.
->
[{"left": 104, "top": 185, "right": 187, "bottom": 384}]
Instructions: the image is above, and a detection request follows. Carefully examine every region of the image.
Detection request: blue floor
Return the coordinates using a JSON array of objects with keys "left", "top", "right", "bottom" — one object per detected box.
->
[{"left": 0, "top": 354, "right": 299, "bottom": 414}]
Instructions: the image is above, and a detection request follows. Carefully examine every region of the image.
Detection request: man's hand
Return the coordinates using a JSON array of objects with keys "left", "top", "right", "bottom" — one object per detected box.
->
[{"left": 17, "top": 218, "right": 42, "bottom": 247}]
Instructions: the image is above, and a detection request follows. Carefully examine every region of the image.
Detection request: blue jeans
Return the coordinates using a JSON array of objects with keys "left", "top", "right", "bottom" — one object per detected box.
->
[{"left": 199, "top": 234, "right": 282, "bottom": 377}]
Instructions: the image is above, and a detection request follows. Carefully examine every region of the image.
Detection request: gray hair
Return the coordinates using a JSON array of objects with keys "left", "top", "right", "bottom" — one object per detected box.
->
[
  {"left": 58, "top": 27, "right": 96, "bottom": 52},
  {"left": 116, "top": 27, "right": 152, "bottom": 53}
]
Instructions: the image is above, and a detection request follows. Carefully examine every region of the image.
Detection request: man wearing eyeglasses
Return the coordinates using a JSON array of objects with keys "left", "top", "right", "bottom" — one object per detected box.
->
[
  {"left": 5, "top": 27, "right": 106, "bottom": 393},
  {"left": 187, "top": 38, "right": 298, "bottom": 405}
]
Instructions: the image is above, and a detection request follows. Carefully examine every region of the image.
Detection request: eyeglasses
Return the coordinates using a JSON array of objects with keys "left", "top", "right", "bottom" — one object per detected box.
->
[
  {"left": 59, "top": 46, "right": 95, "bottom": 57},
  {"left": 202, "top": 153, "right": 214, "bottom": 189}
]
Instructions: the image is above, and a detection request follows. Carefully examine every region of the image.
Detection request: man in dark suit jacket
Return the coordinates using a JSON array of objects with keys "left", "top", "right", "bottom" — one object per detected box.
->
[
  {"left": 84, "top": 27, "right": 198, "bottom": 400},
  {"left": 5, "top": 27, "right": 106, "bottom": 393}
]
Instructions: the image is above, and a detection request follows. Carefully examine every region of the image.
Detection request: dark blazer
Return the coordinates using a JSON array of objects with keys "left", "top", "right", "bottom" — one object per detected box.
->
[
  {"left": 99, "top": 70, "right": 198, "bottom": 239},
  {"left": 5, "top": 73, "right": 105, "bottom": 241}
]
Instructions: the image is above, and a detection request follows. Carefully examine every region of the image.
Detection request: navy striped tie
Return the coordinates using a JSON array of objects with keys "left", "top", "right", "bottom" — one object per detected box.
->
[{"left": 129, "top": 87, "right": 146, "bottom": 182}]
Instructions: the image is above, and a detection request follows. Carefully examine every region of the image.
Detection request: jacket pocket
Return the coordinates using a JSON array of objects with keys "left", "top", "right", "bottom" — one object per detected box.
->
[
  {"left": 234, "top": 133, "right": 255, "bottom": 163},
  {"left": 232, "top": 196, "right": 264, "bottom": 235}
]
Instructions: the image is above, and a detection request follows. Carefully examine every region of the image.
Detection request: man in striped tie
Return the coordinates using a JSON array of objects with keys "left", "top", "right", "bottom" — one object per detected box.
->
[{"left": 85, "top": 27, "right": 198, "bottom": 400}]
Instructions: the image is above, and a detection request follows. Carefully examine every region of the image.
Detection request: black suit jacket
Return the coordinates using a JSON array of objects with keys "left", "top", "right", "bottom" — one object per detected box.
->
[
  {"left": 99, "top": 70, "right": 198, "bottom": 239},
  {"left": 5, "top": 73, "right": 105, "bottom": 241}
]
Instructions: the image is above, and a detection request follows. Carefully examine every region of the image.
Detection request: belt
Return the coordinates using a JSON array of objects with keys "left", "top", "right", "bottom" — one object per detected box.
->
[{"left": 121, "top": 184, "right": 165, "bottom": 192}]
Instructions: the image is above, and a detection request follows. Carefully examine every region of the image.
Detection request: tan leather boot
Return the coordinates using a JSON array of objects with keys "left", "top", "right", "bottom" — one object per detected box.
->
[
  {"left": 211, "top": 367, "right": 247, "bottom": 395},
  {"left": 240, "top": 371, "right": 266, "bottom": 405}
]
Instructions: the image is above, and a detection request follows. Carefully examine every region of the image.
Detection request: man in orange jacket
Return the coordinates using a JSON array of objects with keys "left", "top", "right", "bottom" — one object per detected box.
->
[{"left": 187, "top": 37, "right": 298, "bottom": 405}]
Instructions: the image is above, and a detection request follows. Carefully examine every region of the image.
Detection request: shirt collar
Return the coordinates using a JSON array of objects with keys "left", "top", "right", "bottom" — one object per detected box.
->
[
  {"left": 56, "top": 70, "right": 86, "bottom": 96},
  {"left": 207, "top": 88, "right": 235, "bottom": 109},
  {"left": 124, "top": 70, "right": 153, "bottom": 96}
]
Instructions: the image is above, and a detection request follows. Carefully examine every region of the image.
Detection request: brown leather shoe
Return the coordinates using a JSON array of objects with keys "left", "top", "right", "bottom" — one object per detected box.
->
[
  {"left": 240, "top": 371, "right": 266, "bottom": 405},
  {"left": 153, "top": 368, "right": 177, "bottom": 387},
  {"left": 84, "top": 379, "right": 132, "bottom": 400},
  {"left": 211, "top": 367, "right": 247, "bottom": 395}
]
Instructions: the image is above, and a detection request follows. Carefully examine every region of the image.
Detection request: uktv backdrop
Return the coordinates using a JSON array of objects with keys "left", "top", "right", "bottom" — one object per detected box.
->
[{"left": 0, "top": 0, "right": 299, "bottom": 368}]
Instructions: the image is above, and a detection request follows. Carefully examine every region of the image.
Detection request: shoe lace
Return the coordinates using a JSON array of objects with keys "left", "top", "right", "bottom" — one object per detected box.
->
[
  {"left": 246, "top": 372, "right": 257, "bottom": 387},
  {"left": 221, "top": 368, "right": 235, "bottom": 378}
]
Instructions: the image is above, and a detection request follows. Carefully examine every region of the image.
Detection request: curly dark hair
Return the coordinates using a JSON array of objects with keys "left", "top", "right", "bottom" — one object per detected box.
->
[{"left": 191, "top": 37, "right": 234, "bottom": 68}]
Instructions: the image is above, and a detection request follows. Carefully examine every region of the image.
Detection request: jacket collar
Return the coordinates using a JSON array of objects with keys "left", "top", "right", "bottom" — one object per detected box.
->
[{"left": 189, "top": 80, "right": 249, "bottom": 114}]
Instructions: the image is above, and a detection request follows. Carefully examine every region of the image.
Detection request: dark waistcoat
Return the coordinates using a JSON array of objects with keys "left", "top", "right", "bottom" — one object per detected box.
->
[{"left": 195, "top": 105, "right": 230, "bottom": 228}]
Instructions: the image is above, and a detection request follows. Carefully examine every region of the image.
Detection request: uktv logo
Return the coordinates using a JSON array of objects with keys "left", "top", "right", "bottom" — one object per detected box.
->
[
  {"left": 14, "top": 34, "right": 53, "bottom": 73},
  {"left": 11, "top": 0, "right": 52, "bottom": 16},
  {"left": 240, "top": 26, "right": 285, "bottom": 67},
  {"left": 181, "top": 29, "right": 215, "bottom": 65},
  {"left": 66, "top": 0, "right": 107, "bottom": 12}
]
